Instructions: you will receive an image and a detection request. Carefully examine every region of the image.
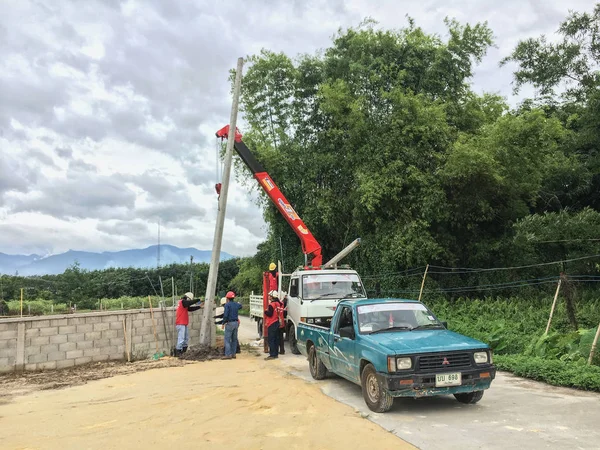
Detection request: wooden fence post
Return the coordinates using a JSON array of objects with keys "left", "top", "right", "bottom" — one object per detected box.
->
[
  {"left": 418, "top": 264, "right": 429, "bottom": 302},
  {"left": 545, "top": 279, "right": 562, "bottom": 335},
  {"left": 588, "top": 323, "right": 600, "bottom": 366}
]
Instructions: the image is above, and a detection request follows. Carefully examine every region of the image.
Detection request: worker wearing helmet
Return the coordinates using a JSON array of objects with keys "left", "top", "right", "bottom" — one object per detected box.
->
[
  {"left": 175, "top": 292, "right": 203, "bottom": 356},
  {"left": 214, "top": 297, "right": 241, "bottom": 354},
  {"left": 264, "top": 290, "right": 284, "bottom": 360},
  {"left": 267, "top": 262, "right": 279, "bottom": 292},
  {"left": 222, "top": 291, "right": 242, "bottom": 359}
]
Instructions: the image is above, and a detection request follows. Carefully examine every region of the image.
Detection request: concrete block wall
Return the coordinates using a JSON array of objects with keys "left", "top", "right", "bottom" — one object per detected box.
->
[{"left": 0, "top": 306, "right": 210, "bottom": 373}]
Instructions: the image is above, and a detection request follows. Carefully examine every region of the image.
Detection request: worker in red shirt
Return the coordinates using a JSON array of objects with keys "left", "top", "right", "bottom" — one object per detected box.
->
[
  {"left": 264, "top": 290, "right": 284, "bottom": 360},
  {"left": 175, "top": 292, "right": 203, "bottom": 356},
  {"left": 267, "top": 262, "right": 279, "bottom": 292}
]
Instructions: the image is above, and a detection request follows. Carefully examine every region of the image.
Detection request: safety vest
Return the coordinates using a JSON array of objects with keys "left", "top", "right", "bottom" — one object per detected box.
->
[
  {"left": 267, "top": 272, "right": 278, "bottom": 292},
  {"left": 176, "top": 300, "right": 189, "bottom": 326},
  {"left": 265, "top": 300, "right": 283, "bottom": 328}
]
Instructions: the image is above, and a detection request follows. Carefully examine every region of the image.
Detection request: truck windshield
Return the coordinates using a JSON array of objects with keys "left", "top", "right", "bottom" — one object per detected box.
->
[
  {"left": 356, "top": 302, "right": 442, "bottom": 334},
  {"left": 302, "top": 273, "right": 366, "bottom": 300}
]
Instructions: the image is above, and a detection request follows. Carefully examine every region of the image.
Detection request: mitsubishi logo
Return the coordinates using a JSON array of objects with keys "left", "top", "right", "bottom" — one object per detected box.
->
[{"left": 442, "top": 357, "right": 450, "bottom": 365}]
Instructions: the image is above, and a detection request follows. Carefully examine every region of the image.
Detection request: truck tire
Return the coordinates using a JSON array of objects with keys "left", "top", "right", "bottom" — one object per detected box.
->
[
  {"left": 288, "top": 325, "right": 301, "bottom": 355},
  {"left": 308, "top": 344, "right": 328, "bottom": 380},
  {"left": 454, "top": 390, "right": 484, "bottom": 404},
  {"left": 257, "top": 319, "right": 263, "bottom": 339},
  {"left": 361, "top": 363, "right": 394, "bottom": 413}
]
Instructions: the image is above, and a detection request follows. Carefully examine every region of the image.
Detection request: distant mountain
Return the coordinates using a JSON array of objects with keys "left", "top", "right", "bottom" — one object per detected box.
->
[{"left": 0, "top": 245, "right": 235, "bottom": 276}]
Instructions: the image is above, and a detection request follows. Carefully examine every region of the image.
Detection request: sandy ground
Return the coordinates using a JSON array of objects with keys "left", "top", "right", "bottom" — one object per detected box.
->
[{"left": 0, "top": 350, "right": 413, "bottom": 450}]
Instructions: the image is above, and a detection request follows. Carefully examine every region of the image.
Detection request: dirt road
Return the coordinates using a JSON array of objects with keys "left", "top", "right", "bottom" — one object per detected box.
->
[{"left": 0, "top": 352, "right": 413, "bottom": 450}]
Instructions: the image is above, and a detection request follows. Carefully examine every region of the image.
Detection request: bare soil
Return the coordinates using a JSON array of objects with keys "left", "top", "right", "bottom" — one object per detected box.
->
[{"left": 0, "top": 349, "right": 412, "bottom": 450}]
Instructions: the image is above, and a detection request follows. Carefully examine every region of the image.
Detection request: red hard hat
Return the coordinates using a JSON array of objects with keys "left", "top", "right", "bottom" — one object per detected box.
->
[{"left": 226, "top": 291, "right": 235, "bottom": 299}]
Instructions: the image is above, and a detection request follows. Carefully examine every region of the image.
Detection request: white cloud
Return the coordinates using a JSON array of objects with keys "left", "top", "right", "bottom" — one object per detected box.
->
[{"left": 0, "top": 0, "right": 589, "bottom": 258}]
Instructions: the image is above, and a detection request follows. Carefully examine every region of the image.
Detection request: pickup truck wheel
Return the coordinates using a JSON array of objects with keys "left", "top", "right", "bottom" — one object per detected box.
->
[
  {"left": 454, "top": 390, "right": 484, "bottom": 404},
  {"left": 257, "top": 319, "right": 263, "bottom": 339},
  {"left": 288, "top": 325, "right": 301, "bottom": 355},
  {"left": 361, "top": 364, "right": 393, "bottom": 413},
  {"left": 308, "top": 345, "right": 327, "bottom": 380}
]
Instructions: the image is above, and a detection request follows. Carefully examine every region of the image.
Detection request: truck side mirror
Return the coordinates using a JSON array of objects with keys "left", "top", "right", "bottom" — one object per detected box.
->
[{"left": 339, "top": 326, "right": 355, "bottom": 340}]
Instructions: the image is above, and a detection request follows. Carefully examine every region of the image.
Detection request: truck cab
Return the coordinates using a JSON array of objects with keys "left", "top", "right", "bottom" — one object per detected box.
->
[{"left": 286, "top": 268, "right": 367, "bottom": 353}]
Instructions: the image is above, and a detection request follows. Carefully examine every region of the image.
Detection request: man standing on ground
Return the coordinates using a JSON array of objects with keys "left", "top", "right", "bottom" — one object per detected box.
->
[
  {"left": 175, "top": 292, "right": 203, "bottom": 356},
  {"left": 222, "top": 291, "right": 242, "bottom": 359},
  {"left": 264, "top": 290, "right": 284, "bottom": 360}
]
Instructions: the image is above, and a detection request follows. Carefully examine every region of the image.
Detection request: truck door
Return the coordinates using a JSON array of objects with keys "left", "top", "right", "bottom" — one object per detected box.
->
[{"left": 330, "top": 305, "right": 357, "bottom": 382}]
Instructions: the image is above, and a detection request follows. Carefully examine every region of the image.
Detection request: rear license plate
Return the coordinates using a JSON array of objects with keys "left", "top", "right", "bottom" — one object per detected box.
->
[{"left": 435, "top": 372, "right": 461, "bottom": 387}]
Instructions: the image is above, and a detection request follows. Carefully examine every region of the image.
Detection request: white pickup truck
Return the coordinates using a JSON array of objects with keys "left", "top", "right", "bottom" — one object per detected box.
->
[{"left": 249, "top": 266, "right": 368, "bottom": 354}]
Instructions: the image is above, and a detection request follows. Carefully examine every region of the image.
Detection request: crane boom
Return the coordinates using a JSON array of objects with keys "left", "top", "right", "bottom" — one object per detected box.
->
[{"left": 216, "top": 125, "right": 323, "bottom": 267}]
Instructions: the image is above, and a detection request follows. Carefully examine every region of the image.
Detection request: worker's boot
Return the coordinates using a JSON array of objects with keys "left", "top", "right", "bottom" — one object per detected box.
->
[
  {"left": 182, "top": 346, "right": 188, "bottom": 354},
  {"left": 174, "top": 348, "right": 181, "bottom": 357}
]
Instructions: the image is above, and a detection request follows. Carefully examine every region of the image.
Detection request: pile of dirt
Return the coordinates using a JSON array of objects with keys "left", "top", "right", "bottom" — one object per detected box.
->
[{"left": 179, "top": 344, "right": 224, "bottom": 361}]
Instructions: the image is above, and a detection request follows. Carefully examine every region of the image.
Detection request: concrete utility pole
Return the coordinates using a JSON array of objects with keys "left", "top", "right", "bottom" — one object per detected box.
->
[
  {"left": 189, "top": 255, "right": 194, "bottom": 293},
  {"left": 199, "top": 57, "right": 243, "bottom": 346}
]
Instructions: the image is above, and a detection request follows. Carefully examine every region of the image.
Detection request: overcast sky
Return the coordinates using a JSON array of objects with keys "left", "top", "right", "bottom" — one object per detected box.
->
[{"left": 0, "top": 0, "right": 593, "bottom": 257}]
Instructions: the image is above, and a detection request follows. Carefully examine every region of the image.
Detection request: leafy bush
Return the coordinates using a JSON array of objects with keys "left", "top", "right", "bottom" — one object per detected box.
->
[{"left": 495, "top": 355, "right": 600, "bottom": 391}]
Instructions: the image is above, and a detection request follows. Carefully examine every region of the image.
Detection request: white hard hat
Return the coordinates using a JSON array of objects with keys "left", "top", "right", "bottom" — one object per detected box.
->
[
  {"left": 220, "top": 297, "right": 227, "bottom": 306},
  {"left": 184, "top": 292, "right": 194, "bottom": 300},
  {"left": 269, "top": 290, "right": 279, "bottom": 299}
]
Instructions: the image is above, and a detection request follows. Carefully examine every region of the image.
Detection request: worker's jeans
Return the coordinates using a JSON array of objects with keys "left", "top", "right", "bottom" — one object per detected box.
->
[
  {"left": 176, "top": 325, "right": 189, "bottom": 350},
  {"left": 267, "top": 322, "right": 280, "bottom": 358},
  {"left": 224, "top": 321, "right": 239, "bottom": 357}
]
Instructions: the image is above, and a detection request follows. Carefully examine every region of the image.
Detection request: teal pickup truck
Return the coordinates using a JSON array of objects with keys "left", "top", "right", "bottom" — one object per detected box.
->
[{"left": 297, "top": 298, "right": 496, "bottom": 413}]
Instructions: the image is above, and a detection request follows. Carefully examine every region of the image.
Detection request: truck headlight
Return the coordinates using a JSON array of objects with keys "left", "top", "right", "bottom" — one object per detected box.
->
[
  {"left": 396, "top": 357, "right": 412, "bottom": 370},
  {"left": 474, "top": 351, "right": 488, "bottom": 364}
]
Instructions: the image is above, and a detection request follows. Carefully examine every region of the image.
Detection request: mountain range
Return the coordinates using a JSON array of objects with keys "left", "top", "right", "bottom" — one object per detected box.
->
[{"left": 0, "top": 245, "right": 235, "bottom": 276}]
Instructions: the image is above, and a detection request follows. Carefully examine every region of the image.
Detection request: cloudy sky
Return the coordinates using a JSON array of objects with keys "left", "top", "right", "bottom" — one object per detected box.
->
[{"left": 0, "top": 0, "right": 593, "bottom": 257}]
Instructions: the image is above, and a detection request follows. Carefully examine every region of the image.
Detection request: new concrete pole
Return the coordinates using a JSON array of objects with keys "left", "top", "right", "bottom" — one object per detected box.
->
[{"left": 199, "top": 57, "right": 244, "bottom": 346}]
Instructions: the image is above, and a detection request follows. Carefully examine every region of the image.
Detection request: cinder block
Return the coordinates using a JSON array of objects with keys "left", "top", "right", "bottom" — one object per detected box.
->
[
  {"left": 39, "top": 327, "right": 58, "bottom": 337},
  {"left": 143, "top": 319, "right": 157, "bottom": 327},
  {"left": 142, "top": 334, "right": 156, "bottom": 343},
  {"left": 56, "top": 359, "right": 75, "bottom": 369},
  {"left": 135, "top": 326, "right": 152, "bottom": 336},
  {"left": 38, "top": 361, "right": 57, "bottom": 370},
  {"left": 30, "top": 336, "right": 50, "bottom": 346},
  {"left": 83, "top": 348, "right": 101, "bottom": 357},
  {"left": 109, "top": 321, "right": 125, "bottom": 330},
  {"left": 84, "top": 331, "right": 101, "bottom": 340},
  {"left": 133, "top": 342, "right": 150, "bottom": 351},
  {"left": 77, "top": 341, "right": 93, "bottom": 350},
  {"left": 24, "top": 363, "right": 38, "bottom": 371},
  {"left": 75, "top": 356, "right": 92, "bottom": 365},
  {"left": 40, "top": 344, "right": 59, "bottom": 354},
  {"left": 85, "top": 316, "right": 102, "bottom": 324},
  {"left": 25, "top": 345, "right": 41, "bottom": 357},
  {"left": 50, "top": 334, "right": 68, "bottom": 344},
  {"left": 50, "top": 319, "right": 68, "bottom": 327},
  {"left": 66, "top": 349, "right": 84, "bottom": 359},
  {"left": 110, "top": 338, "right": 125, "bottom": 347},
  {"left": 132, "top": 319, "right": 144, "bottom": 328},
  {"left": 0, "top": 348, "right": 15, "bottom": 358},
  {"left": 76, "top": 324, "right": 93, "bottom": 333},
  {"left": 28, "top": 353, "right": 47, "bottom": 364},
  {"left": 47, "top": 351, "right": 66, "bottom": 362},
  {"left": 67, "top": 333, "right": 85, "bottom": 343},
  {"left": 0, "top": 330, "right": 17, "bottom": 339},
  {"left": 58, "top": 325, "right": 76, "bottom": 334},
  {"left": 0, "top": 323, "right": 10, "bottom": 331},
  {"left": 69, "top": 318, "right": 86, "bottom": 325},
  {"left": 26, "top": 328, "right": 40, "bottom": 338},
  {"left": 36, "top": 320, "right": 50, "bottom": 328},
  {"left": 101, "top": 315, "right": 115, "bottom": 323},
  {"left": 92, "top": 354, "right": 109, "bottom": 362},
  {"left": 0, "top": 338, "right": 16, "bottom": 349},
  {"left": 59, "top": 342, "right": 77, "bottom": 352},
  {"left": 131, "top": 336, "right": 142, "bottom": 344},
  {"left": 0, "top": 357, "right": 10, "bottom": 368},
  {"left": 101, "top": 329, "right": 118, "bottom": 339},
  {"left": 108, "top": 352, "right": 124, "bottom": 361},
  {"left": 93, "top": 322, "right": 110, "bottom": 332},
  {"left": 94, "top": 338, "right": 111, "bottom": 348}
]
